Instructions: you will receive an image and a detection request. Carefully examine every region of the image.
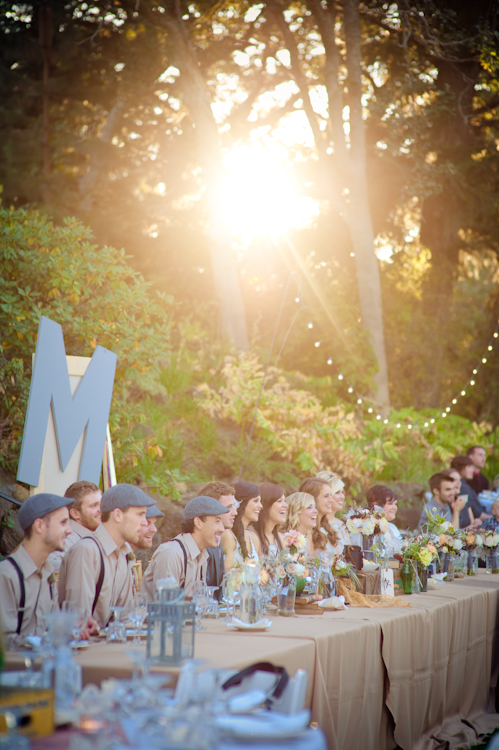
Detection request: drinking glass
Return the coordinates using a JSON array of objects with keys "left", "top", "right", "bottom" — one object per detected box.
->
[
  {"left": 192, "top": 581, "right": 208, "bottom": 631},
  {"left": 204, "top": 586, "right": 219, "bottom": 618},
  {"left": 62, "top": 601, "right": 88, "bottom": 644},
  {"left": 128, "top": 594, "right": 147, "bottom": 645},
  {"left": 107, "top": 606, "right": 126, "bottom": 643},
  {"left": 222, "top": 570, "right": 240, "bottom": 622}
]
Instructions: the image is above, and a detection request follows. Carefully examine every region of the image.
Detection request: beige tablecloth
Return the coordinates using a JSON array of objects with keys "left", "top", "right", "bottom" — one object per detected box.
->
[{"left": 5, "top": 574, "right": 499, "bottom": 750}]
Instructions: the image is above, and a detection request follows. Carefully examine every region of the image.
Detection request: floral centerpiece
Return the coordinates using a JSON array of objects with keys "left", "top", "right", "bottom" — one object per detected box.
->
[
  {"left": 481, "top": 530, "right": 499, "bottom": 573},
  {"left": 345, "top": 506, "right": 390, "bottom": 557},
  {"left": 461, "top": 531, "right": 483, "bottom": 575},
  {"left": 402, "top": 535, "right": 439, "bottom": 568}
]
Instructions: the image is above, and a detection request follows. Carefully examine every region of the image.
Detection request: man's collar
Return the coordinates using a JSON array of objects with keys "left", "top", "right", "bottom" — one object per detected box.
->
[
  {"left": 179, "top": 533, "right": 208, "bottom": 561},
  {"left": 95, "top": 523, "right": 129, "bottom": 556},
  {"left": 15, "top": 544, "right": 49, "bottom": 576}
]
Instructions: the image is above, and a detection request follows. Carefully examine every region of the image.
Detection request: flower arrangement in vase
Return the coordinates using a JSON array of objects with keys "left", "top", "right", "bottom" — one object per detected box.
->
[{"left": 481, "top": 530, "right": 499, "bottom": 573}]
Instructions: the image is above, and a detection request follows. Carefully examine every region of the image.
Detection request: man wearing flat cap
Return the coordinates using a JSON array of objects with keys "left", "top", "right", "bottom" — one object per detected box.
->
[
  {"left": 0, "top": 493, "right": 73, "bottom": 650},
  {"left": 59, "top": 484, "right": 155, "bottom": 628},
  {"left": 142, "top": 496, "right": 229, "bottom": 600},
  {"left": 130, "top": 504, "right": 164, "bottom": 553}
]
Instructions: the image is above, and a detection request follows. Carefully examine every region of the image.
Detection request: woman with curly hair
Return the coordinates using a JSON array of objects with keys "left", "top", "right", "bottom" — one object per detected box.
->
[
  {"left": 221, "top": 481, "right": 261, "bottom": 570},
  {"left": 251, "top": 483, "right": 287, "bottom": 557},
  {"left": 366, "top": 485, "right": 402, "bottom": 555},
  {"left": 282, "top": 492, "right": 319, "bottom": 555},
  {"left": 299, "top": 478, "right": 339, "bottom": 554},
  {"left": 315, "top": 471, "right": 351, "bottom": 553}
]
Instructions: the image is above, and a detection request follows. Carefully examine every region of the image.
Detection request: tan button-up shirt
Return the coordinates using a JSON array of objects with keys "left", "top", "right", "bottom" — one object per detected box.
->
[
  {"left": 47, "top": 519, "right": 94, "bottom": 572},
  {"left": 0, "top": 545, "right": 58, "bottom": 650},
  {"left": 58, "top": 523, "right": 132, "bottom": 628},
  {"left": 142, "top": 533, "right": 208, "bottom": 601}
]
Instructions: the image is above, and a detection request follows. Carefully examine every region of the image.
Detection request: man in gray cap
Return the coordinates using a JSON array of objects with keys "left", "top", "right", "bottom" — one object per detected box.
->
[
  {"left": 142, "top": 496, "right": 229, "bottom": 600},
  {"left": 0, "top": 493, "right": 73, "bottom": 650},
  {"left": 130, "top": 504, "right": 164, "bottom": 553},
  {"left": 59, "top": 484, "right": 155, "bottom": 628},
  {"left": 47, "top": 480, "right": 102, "bottom": 572}
]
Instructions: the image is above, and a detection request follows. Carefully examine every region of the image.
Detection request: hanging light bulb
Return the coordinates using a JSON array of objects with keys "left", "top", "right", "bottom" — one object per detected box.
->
[
  {"left": 446, "top": 407, "right": 451, "bottom": 412},
  {"left": 430, "top": 418, "right": 435, "bottom": 424},
  {"left": 327, "top": 358, "right": 333, "bottom": 365},
  {"left": 308, "top": 322, "right": 313, "bottom": 329},
  {"left": 348, "top": 386, "right": 353, "bottom": 393},
  {"left": 470, "top": 379, "right": 475, "bottom": 386},
  {"left": 494, "top": 332, "right": 498, "bottom": 338},
  {"left": 473, "top": 369, "right": 478, "bottom": 374},
  {"left": 396, "top": 423, "right": 401, "bottom": 428},
  {"left": 482, "top": 358, "right": 487, "bottom": 363},
  {"left": 357, "top": 398, "right": 362, "bottom": 404},
  {"left": 295, "top": 297, "right": 300, "bottom": 303},
  {"left": 314, "top": 341, "right": 321, "bottom": 348},
  {"left": 338, "top": 373, "right": 344, "bottom": 380},
  {"left": 368, "top": 407, "right": 373, "bottom": 413},
  {"left": 461, "top": 390, "right": 466, "bottom": 396},
  {"left": 384, "top": 418, "right": 389, "bottom": 424},
  {"left": 442, "top": 412, "right": 447, "bottom": 417},
  {"left": 376, "top": 414, "right": 381, "bottom": 420},
  {"left": 488, "top": 345, "right": 493, "bottom": 351},
  {"left": 424, "top": 422, "right": 429, "bottom": 427},
  {"left": 452, "top": 399, "right": 457, "bottom": 404},
  {"left": 408, "top": 424, "right": 413, "bottom": 429}
]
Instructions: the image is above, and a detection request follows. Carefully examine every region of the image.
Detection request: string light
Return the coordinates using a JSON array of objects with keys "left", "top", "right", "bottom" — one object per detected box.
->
[{"left": 302, "top": 312, "right": 499, "bottom": 432}]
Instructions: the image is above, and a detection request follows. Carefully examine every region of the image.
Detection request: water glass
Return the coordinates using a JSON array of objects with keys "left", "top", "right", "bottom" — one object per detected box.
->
[{"left": 107, "top": 606, "right": 127, "bottom": 643}]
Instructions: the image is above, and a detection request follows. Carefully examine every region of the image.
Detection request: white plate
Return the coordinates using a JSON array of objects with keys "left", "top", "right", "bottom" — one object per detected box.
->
[
  {"left": 215, "top": 709, "right": 310, "bottom": 740},
  {"left": 226, "top": 618, "right": 272, "bottom": 632}
]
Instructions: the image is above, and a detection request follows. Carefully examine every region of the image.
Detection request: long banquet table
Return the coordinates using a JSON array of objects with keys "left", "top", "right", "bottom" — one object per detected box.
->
[{"left": 6, "top": 573, "right": 499, "bottom": 750}]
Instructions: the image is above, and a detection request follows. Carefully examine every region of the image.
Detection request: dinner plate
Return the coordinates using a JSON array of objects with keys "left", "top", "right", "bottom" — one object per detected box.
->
[
  {"left": 215, "top": 709, "right": 311, "bottom": 740},
  {"left": 226, "top": 617, "right": 272, "bottom": 631}
]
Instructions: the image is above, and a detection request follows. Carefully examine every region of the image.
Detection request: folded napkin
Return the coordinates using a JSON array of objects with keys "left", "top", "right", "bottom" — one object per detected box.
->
[{"left": 317, "top": 596, "right": 347, "bottom": 610}]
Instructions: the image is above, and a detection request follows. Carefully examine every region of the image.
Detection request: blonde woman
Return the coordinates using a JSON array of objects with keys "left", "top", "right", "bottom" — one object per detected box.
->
[
  {"left": 282, "top": 492, "right": 320, "bottom": 555},
  {"left": 299, "top": 478, "right": 339, "bottom": 554},
  {"left": 315, "top": 471, "right": 351, "bottom": 553}
]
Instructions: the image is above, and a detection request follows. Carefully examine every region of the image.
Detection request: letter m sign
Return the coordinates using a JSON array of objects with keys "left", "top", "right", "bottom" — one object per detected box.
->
[{"left": 17, "top": 316, "right": 117, "bottom": 493}]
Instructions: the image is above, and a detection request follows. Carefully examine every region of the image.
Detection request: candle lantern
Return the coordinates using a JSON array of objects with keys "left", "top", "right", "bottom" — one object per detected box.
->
[{"left": 146, "top": 588, "right": 195, "bottom": 665}]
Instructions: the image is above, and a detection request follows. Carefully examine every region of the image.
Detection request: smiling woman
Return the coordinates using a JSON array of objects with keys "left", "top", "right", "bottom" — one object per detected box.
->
[{"left": 220, "top": 146, "right": 319, "bottom": 241}]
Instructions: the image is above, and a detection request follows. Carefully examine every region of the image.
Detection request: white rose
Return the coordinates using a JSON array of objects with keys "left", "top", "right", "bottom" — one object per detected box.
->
[
  {"left": 476, "top": 535, "right": 483, "bottom": 548},
  {"left": 362, "top": 521, "right": 375, "bottom": 536},
  {"left": 441, "top": 522, "right": 450, "bottom": 532},
  {"left": 453, "top": 539, "right": 463, "bottom": 551},
  {"left": 378, "top": 518, "right": 389, "bottom": 534},
  {"left": 493, "top": 535, "right": 499, "bottom": 546}
]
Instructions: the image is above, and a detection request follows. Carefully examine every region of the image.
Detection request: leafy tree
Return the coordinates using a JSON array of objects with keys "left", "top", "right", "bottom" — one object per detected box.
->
[{"left": 0, "top": 206, "right": 175, "bottom": 490}]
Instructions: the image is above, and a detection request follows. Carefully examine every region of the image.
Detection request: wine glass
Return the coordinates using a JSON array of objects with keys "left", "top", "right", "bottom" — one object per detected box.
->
[
  {"left": 128, "top": 594, "right": 147, "bottom": 645},
  {"left": 62, "top": 601, "right": 88, "bottom": 645},
  {"left": 222, "top": 570, "right": 240, "bottom": 622},
  {"left": 192, "top": 581, "right": 209, "bottom": 631}
]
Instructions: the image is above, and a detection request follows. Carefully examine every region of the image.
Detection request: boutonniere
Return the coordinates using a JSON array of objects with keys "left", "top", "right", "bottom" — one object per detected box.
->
[
  {"left": 127, "top": 552, "right": 136, "bottom": 562},
  {"left": 48, "top": 573, "right": 56, "bottom": 585}
]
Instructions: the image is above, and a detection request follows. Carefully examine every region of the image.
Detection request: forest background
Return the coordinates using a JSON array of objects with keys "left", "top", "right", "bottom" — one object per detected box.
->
[{"left": 1, "top": 0, "right": 499, "bottom": 509}]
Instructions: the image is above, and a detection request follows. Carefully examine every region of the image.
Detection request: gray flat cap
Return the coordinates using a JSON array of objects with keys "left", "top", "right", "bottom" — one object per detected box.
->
[
  {"left": 101, "top": 483, "right": 156, "bottom": 512},
  {"left": 18, "top": 493, "right": 73, "bottom": 531},
  {"left": 184, "top": 495, "right": 230, "bottom": 520},
  {"left": 146, "top": 503, "right": 164, "bottom": 519}
]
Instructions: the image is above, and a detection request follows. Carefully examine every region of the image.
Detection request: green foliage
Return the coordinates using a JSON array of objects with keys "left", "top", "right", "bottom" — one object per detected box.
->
[{"left": 0, "top": 207, "right": 175, "bottom": 490}]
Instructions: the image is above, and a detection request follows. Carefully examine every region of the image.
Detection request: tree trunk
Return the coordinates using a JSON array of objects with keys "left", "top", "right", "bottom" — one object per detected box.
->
[
  {"left": 342, "top": 0, "right": 390, "bottom": 408},
  {"left": 129, "top": 0, "right": 249, "bottom": 350},
  {"left": 39, "top": 6, "right": 52, "bottom": 205}
]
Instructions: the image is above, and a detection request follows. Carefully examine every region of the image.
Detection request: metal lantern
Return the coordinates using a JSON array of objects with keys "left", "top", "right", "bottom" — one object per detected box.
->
[{"left": 146, "top": 588, "right": 195, "bottom": 665}]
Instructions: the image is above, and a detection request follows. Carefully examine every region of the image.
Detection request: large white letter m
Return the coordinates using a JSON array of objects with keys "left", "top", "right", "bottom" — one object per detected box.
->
[{"left": 17, "top": 316, "right": 117, "bottom": 488}]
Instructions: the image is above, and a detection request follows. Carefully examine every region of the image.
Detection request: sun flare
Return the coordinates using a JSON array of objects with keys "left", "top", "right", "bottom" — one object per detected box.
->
[{"left": 220, "top": 146, "right": 319, "bottom": 242}]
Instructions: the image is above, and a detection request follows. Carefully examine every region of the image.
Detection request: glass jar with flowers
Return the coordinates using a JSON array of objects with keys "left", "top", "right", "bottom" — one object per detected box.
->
[
  {"left": 481, "top": 531, "right": 499, "bottom": 573},
  {"left": 264, "top": 546, "right": 307, "bottom": 616},
  {"left": 282, "top": 531, "right": 308, "bottom": 595},
  {"left": 462, "top": 531, "right": 483, "bottom": 576}
]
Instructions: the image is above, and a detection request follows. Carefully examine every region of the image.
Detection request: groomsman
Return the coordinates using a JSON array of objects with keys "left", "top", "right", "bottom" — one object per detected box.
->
[
  {"left": 47, "top": 480, "right": 102, "bottom": 571},
  {"left": 58, "top": 484, "right": 155, "bottom": 628},
  {"left": 0, "top": 494, "right": 73, "bottom": 649},
  {"left": 199, "top": 482, "right": 237, "bottom": 596}
]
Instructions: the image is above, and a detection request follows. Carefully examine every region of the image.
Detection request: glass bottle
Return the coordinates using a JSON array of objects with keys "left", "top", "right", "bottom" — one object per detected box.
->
[
  {"left": 400, "top": 558, "right": 413, "bottom": 594},
  {"left": 240, "top": 582, "right": 263, "bottom": 624},
  {"left": 277, "top": 580, "right": 296, "bottom": 616}
]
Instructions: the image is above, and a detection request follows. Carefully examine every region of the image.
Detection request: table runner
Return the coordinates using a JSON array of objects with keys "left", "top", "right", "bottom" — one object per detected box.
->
[{"left": 5, "top": 574, "right": 499, "bottom": 750}]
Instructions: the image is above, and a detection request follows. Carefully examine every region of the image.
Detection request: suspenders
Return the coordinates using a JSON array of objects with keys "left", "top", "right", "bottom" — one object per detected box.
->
[
  {"left": 86, "top": 537, "right": 105, "bottom": 615},
  {"left": 5, "top": 557, "right": 25, "bottom": 635}
]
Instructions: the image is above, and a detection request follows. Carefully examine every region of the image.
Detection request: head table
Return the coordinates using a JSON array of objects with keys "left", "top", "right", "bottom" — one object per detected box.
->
[{"left": 5, "top": 572, "right": 499, "bottom": 750}]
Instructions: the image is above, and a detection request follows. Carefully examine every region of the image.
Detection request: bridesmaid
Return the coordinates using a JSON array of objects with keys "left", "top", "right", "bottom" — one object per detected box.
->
[
  {"left": 299, "top": 478, "right": 339, "bottom": 554},
  {"left": 282, "top": 492, "right": 322, "bottom": 555},
  {"left": 251, "top": 483, "right": 287, "bottom": 557},
  {"left": 222, "top": 481, "right": 262, "bottom": 570},
  {"left": 315, "top": 471, "right": 351, "bottom": 553}
]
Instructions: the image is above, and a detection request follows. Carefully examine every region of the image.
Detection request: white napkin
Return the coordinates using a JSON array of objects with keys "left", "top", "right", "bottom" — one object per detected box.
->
[{"left": 317, "top": 596, "right": 347, "bottom": 610}]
